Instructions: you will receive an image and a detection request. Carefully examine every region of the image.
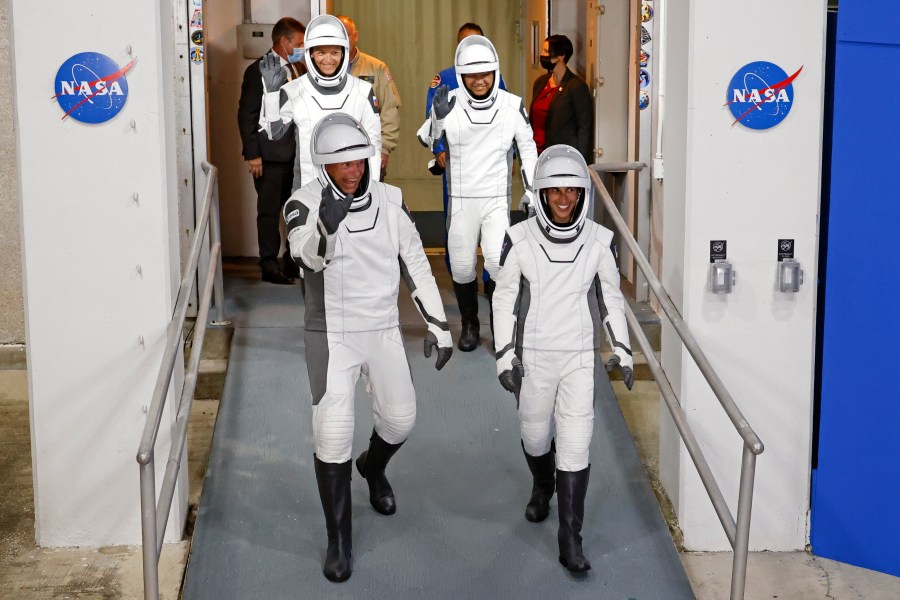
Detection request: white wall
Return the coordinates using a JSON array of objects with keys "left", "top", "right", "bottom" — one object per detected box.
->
[
  {"left": 11, "top": 0, "right": 186, "bottom": 546},
  {"left": 657, "top": 0, "right": 825, "bottom": 550},
  {"left": 207, "top": 0, "right": 312, "bottom": 257}
]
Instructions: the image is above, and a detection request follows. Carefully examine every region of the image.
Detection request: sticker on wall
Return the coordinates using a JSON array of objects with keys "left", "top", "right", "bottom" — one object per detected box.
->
[
  {"left": 725, "top": 61, "right": 803, "bottom": 129},
  {"left": 639, "top": 90, "right": 650, "bottom": 110},
  {"left": 191, "top": 29, "right": 204, "bottom": 46},
  {"left": 641, "top": 25, "right": 651, "bottom": 46},
  {"left": 642, "top": 3, "right": 654, "bottom": 23},
  {"left": 190, "top": 9, "right": 203, "bottom": 29},
  {"left": 640, "top": 49, "right": 650, "bottom": 67},
  {"left": 778, "top": 239, "right": 795, "bottom": 261},
  {"left": 190, "top": 46, "right": 204, "bottom": 64},
  {"left": 52, "top": 52, "right": 135, "bottom": 123},
  {"left": 192, "top": 0, "right": 202, "bottom": 6},
  {"left": 640, "top": 69, "right": 651, "bottom": 89},
  {"left": 710, "top": 240, "right": 727, "bottom": 263}
]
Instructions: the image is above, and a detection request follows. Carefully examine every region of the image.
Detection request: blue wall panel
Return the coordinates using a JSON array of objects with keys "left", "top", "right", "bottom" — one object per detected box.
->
[{"left": 812, "top": 1, "right": 900, "bottom": 577}]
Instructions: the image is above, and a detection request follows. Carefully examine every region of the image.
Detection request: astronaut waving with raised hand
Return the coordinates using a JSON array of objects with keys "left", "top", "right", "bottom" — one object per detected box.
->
[{"left": 283, "top": 113, "right": 452, "bottom": 583}]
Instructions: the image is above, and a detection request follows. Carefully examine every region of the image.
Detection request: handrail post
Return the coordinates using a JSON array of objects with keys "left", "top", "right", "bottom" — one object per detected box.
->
[
  {"left": 140, "top": 461, "right": 160, "bottom": 600},
  {"left": 204, "top": 163, "right": 228, "bottom": 325},
  {"left": 731, "top": 445, "right": 757, "bottom": 600}
]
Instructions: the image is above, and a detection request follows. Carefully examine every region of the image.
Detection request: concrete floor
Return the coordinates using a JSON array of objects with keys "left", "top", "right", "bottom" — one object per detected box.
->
[{"left": 2, "top": 322, "right": 899, "bottom": 598}]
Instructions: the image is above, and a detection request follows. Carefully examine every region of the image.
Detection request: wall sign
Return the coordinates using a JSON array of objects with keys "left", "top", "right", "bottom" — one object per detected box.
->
[
  {"left": 726, "top": 61, "right": 802, "bottom": 129},
  {"left": 710, "top": 240, "right": 727, "bottom": 262},
  {"left": 53, "top": 52, "right": 135, "bottom": 123},
  {"left": 778, "top": 239, "right": 795, "bottom": 261}
]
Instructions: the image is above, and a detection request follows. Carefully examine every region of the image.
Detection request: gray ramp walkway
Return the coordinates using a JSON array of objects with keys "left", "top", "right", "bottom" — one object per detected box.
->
[{"left": 183, "top": 259, "right": 693, "bottom": 599}]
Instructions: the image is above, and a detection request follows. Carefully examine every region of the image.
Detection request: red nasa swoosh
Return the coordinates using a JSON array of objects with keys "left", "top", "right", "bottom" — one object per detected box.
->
[
  {"left": 52, "top": 57, "right": 138, "bottom": 120},
  {"left": 725, "top": 65, "right": 803, "bottom": 126}
]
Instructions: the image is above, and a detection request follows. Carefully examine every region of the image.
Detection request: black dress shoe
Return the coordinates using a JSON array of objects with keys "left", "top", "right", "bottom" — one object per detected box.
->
[{"left": 262, "top": 270, "right": 294, "bottom": 285}]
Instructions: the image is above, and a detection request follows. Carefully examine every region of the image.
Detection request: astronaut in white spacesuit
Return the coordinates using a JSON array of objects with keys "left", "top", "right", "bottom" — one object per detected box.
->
[
  {"left": 284, "top": 113, "right": 453, "bottom": 582},
  {"left": 417, "top": 35, "right": 538, "bottom": 352},
  {"left": 260, "top": 14, "right": 381, "bottom": 192},
  {"left": 491, "top": 144, "right": 634, "bottom": 572}
]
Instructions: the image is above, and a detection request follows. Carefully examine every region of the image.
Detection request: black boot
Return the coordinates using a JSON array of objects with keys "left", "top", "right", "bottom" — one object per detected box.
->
[
  {"left": 314, "top": 456, "right": 352, "bottom": 582},
  {"left": 522, "top": 442, "right": 556, "bottom": 523},
  {"left": 355, "top": 429, "right": 404, "bottom": 515},
  {"left": 260, "top": 258, "right": 293, "bottom": 285},
  {"left": 557, "top": 465, "right": 591, "bottom": 572},
  {"left": 453, "top": 280, "right": 480, "bottom": 351}
]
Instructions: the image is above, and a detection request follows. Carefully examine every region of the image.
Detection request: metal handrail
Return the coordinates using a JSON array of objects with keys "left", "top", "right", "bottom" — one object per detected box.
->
[
  {"left": 137, "top": 162, "right": 227, "bottom": 600},
  {"left": 589, "top": 168, "right": 764, "bottom": 600}
]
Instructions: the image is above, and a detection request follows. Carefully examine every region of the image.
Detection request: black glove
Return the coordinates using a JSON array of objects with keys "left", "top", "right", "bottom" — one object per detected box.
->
[
  {"left": 432, "top": 85, "right": 456, "bottom": 120},
  {"left": 260, "top": 53, "right": 287, "bottom": 92},
  {"left": 605, "top": 355, "right": 634, "bottom": 390},
  {"left": 318, "top": 186, "right": 354, "bottom": 235},
  {"left": 498, "top": 357, "right": 525, "bottom": 395},
  {"left": 424, "top": 331, "right": 453, "bottom": 371}
]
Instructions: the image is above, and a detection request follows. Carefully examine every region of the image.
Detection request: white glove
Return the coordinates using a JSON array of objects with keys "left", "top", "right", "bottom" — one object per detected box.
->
[{"left": 518, "top": 190, "right": 535, "bottom": 216}]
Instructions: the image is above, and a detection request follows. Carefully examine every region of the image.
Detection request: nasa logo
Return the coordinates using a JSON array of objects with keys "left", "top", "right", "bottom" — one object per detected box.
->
[
  {"left": 53, "top": 52, "right": 135, "bottom": 124},
  {"left": 726, "top": 61, "right": 802, "bottom": 130}
]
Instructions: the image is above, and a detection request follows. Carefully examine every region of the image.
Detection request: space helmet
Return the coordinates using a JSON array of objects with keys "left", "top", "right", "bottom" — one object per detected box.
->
[
  {"left": 311, "top": 113, "right": 375, "bottom": 200},
  {"left": 454, "top": 35, "right": 501, "bottom": 109},
  {"left": 304, "top": 14, "right": 350, "bottom": 90},
  {"left": 532, "top": 145, "right": 591, "bottom": 241}
]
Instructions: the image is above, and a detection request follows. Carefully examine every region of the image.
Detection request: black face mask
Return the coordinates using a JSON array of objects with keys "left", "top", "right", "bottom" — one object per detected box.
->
[{"left": 540, "top": 56, "right": 554, "bottom": 71}]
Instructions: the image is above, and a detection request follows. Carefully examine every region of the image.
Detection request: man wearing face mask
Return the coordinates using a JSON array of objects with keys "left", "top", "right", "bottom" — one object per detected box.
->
[
  {"left": 260, "top": 14, "right": 381, "bottom": 193},
  {"left": 238, "top": 17, "right": 307, "bottom": 284},
  {"left": 530, "top": 35, "right": 594, "bottom": 165}
]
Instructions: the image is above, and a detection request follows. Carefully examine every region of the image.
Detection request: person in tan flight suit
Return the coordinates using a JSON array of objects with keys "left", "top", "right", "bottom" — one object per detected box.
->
[{"left": 338, "top": 15, "right": 402, "bottom": 180}]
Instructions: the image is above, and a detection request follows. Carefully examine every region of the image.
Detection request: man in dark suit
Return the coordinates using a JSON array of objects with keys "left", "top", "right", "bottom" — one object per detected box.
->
[{"left": 237, "top": 17, "right": 306, "bottom": 284}]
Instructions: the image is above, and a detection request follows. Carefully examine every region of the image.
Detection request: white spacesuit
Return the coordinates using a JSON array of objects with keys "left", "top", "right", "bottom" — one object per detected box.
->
[
  {"left": 261, "top": 14, "right": 381, "bottom": 192},
  {"left": 417, "top": 35, "right": 538, "bottom": 351},
  {"left": 284, "top": 113, "right": 452, "bottom": 583},
  {"left": 492, "top": 144, "right": 633, "bottom": 573}
]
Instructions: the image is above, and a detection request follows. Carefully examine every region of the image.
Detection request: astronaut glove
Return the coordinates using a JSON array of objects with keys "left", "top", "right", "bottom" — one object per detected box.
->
[
  {"left": 318, "top": 186, "right": 354, "bottom": 235},
  {"left": 424, "top": 329, "right": 453, "bottom": 371},
  {"left": 432, "top": 85, "right": 457, "bottom": 120},
  {"left": 497, "top": 352, "right": 525, "bottom": 395},
  {"left": 260, "top": 53, "right": 287, "bottom": 93},
  {"left": 605, "top": 354, "right": 634, "bottom": 390},
  {"left": 518, "top": 190, "right": 535, "bottom": 216}
]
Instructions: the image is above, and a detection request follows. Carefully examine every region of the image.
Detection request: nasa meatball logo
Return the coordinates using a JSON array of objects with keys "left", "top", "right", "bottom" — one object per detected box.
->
[
  {"left": 53, "top": 52, "right": 136, "bottom": 123},
  {"left": 726, "top": 61, "right": 802, "bottom": 130}
]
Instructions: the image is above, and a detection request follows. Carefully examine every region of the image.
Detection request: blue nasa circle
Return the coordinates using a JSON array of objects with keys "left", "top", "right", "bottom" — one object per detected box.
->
[
  {"left": 727, "top": 61, "right": 794, "bottom": 130},
  {"left": 54, "top": 52, "right": 129, "bottom": 124}
]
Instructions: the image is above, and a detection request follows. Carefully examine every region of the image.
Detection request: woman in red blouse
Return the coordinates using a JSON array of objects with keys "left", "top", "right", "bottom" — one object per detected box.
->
[{"left": 530, "top": 35, "right": 594, "bottom": 165}]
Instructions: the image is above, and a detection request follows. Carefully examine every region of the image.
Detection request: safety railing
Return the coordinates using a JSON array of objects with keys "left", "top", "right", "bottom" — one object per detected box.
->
[
  {"left": 589, "top": 166, "right": 764, "bottom": 600},
  {"left": 136, "top": 161, "right": 228, "bottom": 600}
]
